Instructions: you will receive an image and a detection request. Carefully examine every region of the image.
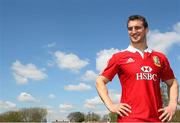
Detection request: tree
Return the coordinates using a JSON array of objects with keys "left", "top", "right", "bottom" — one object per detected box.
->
[
  {"left": 0, "top": 107, "right": 47, "bottom": 122},
  {"left": 160, "top": 82, "right": 180, "bottom": 122},
  {"left": 85, "top": 112, "right": 101, "bottom": 121},
  {"left": 160, "top": 82, "right": 169, "bottom": 106},
  {"left": 67, "top": 112, "right": 85, "bottom": 122},
  {"left": 108, "top": 112, "right": 118, "bottom": 122},
  {"left": 102, "top": 113, "right": 117, "bottom": 122},
  {"left": 0, "top": 111, "right": 22, "bottom": 122},
  {"left": 21, "top": 107, "right": 47, "bottom": 122},
  {"left": 101, "top": 114, "right": 109, "bottom": 121}
]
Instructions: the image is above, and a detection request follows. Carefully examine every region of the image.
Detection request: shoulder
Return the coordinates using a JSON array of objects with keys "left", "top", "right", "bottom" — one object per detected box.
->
[
  {"left": 111, "top": 50, "right": 130, "bottom": 60},
  {"left": 113, "top": 49, "right": 130, "bottom": 57},
  {"left": 152, "top": 50, "right": 168, "bottom": 59},
  {"left": 152, "top": 50, "right": 170, "bottom": 64}
]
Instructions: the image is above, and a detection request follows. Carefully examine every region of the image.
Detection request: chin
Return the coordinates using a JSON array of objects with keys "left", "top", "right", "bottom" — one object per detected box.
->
[{"left": 131, "top": 40, "right": 141, "bottom": 43}]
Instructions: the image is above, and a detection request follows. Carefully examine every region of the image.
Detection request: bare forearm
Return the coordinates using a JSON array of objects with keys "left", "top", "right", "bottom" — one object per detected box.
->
[
  {"left": 96, "top": 76, "right": 132, "bottom": 116},
  {"left": 158, "top": 79, "right": 179, "bottom": 121},
  {"left": 168, "top": 79, "right": 179, "bottom": 104},
  {"left": 96, "top": 76, "right": 113, "bottom": 109}
]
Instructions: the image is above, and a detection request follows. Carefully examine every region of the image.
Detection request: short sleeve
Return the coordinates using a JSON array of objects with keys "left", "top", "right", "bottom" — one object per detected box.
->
[
  {"left": 160, "top": 55, "right": 175, "bottom": 82},
  {"left": 100, "top": 54, "right": 119, "bottom": 81}
]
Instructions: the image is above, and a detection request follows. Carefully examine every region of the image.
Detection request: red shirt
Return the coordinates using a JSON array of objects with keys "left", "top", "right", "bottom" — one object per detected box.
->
[{"left": 101, "top": 46, "right": 175, "bottom": 122}]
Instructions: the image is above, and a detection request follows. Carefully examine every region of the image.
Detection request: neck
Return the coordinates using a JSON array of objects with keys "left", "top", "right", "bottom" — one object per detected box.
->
[{"left": 130, "top": 41, "right": 148, "bottom": 52}]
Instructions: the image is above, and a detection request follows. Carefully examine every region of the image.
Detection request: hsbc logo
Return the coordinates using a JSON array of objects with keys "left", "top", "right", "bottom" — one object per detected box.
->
[
  {"left": 136, "top": 66, "right": 157, "bottom": 81},
  {"left": 141, "top": 66, "right": 152, "bottom": 73}
]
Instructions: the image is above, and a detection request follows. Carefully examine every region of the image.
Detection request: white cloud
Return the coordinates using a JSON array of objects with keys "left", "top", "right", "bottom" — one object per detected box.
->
[
  {"left": 173, "top": 22, "right": 180, "bottom": 33},
  {"left": 93, "top": 110, "right": 110, "bottom": 116},
  {"left": 96, "top": 48, "right": 120, "bottom": 72},
  {"left": 17, "top": 92, "right": 37, "bottom": 103},
  {"left": 59, "top": 103, "right": 73, "bottom": 112},
  {"left": 48, "top": 94, "right": 56, "bottom": 99},
  {"left": 64, "top": 83, "right": 91, "bottom": 91},
  {"left": 43, "top": 42, "right": 56, "bottom": 48},
  {"left": 44, "top": 105, "right": 74, "bottom": 121},
  {"left": 84, "top": 96, "right": 103, "bottom": 109},
  {"left": 109, "top": 89, "right": 121, "bottom": 103},
  {"left": 59, "top": 104, "right": 73, "bottom": 110},
  {"left": 54, "top": 51, "right": 89, "bottom": 73},
  {"left": 148, "top": 22, "right": 180, "bottom": 54},
  {"left": 0, "top": 101, "right": 16, "bottom": 109},
  {"left": 47, "top": 108, "right": 69, "bottom": 122},
  {"left": 81, "top": 70, "right": 98, "bottom": 82},
  {"left": 84, "top": 90, "right": 121, "bottom": 110},
  {"left": 177, "top": 55, "right": 180, "bottom": 61},
  {"left": 11, "top": 60, "right": 47, "bottom": 84}
]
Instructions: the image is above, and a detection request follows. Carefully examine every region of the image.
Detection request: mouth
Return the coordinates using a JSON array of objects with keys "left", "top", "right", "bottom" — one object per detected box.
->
[{"left": 131, "top": 34, "right": 140, "bottom": 39}]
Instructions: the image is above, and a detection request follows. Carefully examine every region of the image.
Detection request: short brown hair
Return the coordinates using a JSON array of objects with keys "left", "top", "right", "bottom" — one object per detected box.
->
[{"left": 127, "top": 15, "right": 148, "bottom": 28}]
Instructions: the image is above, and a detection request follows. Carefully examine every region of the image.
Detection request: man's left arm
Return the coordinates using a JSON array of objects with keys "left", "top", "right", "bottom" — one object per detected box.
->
[{"left": 158, "top": 79, "right": 179, "bottom": 122}]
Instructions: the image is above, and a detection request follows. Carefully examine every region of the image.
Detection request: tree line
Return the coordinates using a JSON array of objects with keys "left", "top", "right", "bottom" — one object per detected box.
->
[
  {"left": 66, "top": 110, "right": 180, "bottom": 122},
  {"left": 1, "top": 108, "right": 180, "bottom": 122},
  {"left": 67, "top": 111, "right": 118, "bottom": 122}
]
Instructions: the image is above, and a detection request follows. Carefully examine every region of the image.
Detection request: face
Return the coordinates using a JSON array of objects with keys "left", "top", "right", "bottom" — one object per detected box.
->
[{"left": 128, "top": 20, "right": 148, "bottom": 44}]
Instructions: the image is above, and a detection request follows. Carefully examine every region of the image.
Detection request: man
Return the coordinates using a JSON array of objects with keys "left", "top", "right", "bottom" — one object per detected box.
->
[{"left": 96, "top": 15, "right": 179, "bottom": 122}]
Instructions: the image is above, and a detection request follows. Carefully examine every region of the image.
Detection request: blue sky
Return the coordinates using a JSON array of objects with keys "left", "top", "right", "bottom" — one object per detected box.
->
[{"left": 0, "top": 0, "right": 180, "bottom": 121}]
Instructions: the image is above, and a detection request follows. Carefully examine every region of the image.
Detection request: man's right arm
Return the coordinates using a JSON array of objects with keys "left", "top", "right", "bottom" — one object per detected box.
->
[{"left": 96, "top": 75, "right": 132, "bottom": 117}]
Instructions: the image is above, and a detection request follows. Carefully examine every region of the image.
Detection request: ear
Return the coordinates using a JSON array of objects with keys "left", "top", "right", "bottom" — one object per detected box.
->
[{"left": 145, "top": 28, "right": 149, "bottom": 33}]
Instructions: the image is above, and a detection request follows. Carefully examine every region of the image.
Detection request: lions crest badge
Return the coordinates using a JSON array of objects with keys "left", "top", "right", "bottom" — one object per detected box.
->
[{"left": 153, "top": 56, "right": 161, "bottom": 67}]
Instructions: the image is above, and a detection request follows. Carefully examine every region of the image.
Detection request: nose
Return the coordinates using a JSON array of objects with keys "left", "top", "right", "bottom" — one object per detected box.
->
[
  {"left": 129, "top": 28, "right": 138, "bottom": 34},
  {"left": 131, "top": 28, "right": 138, "bottom": 33}
]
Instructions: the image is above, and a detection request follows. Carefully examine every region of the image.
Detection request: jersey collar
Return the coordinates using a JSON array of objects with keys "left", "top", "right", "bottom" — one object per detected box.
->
[
  {"left": 126, "top": 45, "right": 152, "bottom": 53},
  {"left": 126, "top": 45, "right": 152, "bottom": 58}
]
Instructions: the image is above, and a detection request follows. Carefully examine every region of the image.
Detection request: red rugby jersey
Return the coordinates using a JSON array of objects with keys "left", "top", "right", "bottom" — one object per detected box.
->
[{"left": 101, "top": 45, "right": 175, "bottom": 122}]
